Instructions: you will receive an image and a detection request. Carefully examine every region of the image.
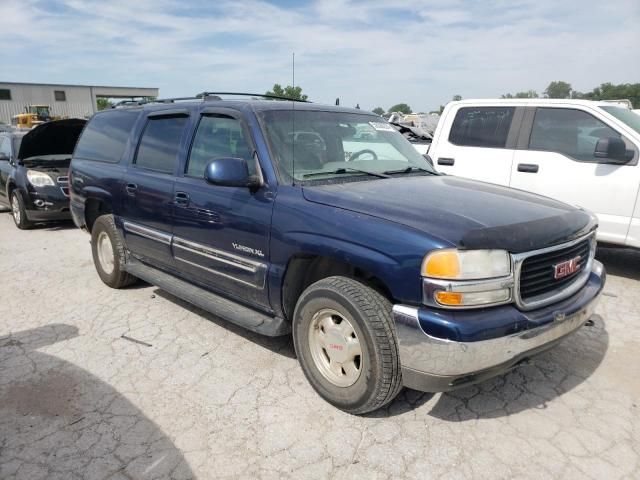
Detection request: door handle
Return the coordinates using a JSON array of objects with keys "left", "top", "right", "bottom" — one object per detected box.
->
[
  {"left": 517, "top": 163, "right": 539, "bottom": 173},
  {"left": 438, "top": 157, "right": 455, "bottom": 166},
  {"left": 174, "top": 191, "right": 190, "bottom": 206},
  {"left": 125, "top": 183, "right": 138, "bottom": 195}
]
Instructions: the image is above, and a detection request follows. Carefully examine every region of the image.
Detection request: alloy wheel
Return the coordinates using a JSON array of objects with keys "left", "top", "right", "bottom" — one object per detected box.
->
[{"left": 308, "top": 308, "right": 363, "bottom": 387}]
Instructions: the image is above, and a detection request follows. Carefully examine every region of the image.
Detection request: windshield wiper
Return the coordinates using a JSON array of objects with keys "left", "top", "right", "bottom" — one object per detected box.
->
[
  {"left": 303, "top": 167, "right": 390, "bottom": 179},
  {"left": 382, "top": 166, "right": 436, "bottom": 175}
]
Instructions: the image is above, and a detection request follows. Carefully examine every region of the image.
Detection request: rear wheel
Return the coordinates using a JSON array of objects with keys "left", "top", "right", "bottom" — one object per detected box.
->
[
  {"left": 293, "top": 276, "right": 403, "bottom": 414},
  {"left": 91, "top": 214, "right": 137, "bottom": 288},
  {"left": 11, "top": 191, "right": 33, "bottom": 230}
]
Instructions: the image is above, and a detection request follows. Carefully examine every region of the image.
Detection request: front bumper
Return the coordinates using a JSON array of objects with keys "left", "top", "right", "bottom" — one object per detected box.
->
[
  {"left": 23, "top": 190, "right": 71, "bottom": 222},
  {"left": 394, "top": 260, "right": 605, "bottom": 392}
]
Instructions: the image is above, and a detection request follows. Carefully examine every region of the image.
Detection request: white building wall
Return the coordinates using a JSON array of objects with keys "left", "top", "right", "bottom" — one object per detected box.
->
[
  {"left": 0, "top": 84, "right": 95, "bottom": 123},
  {"left": 0, "top": 83, "right": 158, "bottom": 124}
]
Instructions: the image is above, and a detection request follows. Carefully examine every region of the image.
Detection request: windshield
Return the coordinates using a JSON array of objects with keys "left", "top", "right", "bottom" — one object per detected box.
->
[
  {"left": 260, "top": 110, "right": 436, "bottom": 183},
  {"left": 601, "top": 106, "right": 640, "bottom": 134},
  {"left": 12, "top": 136, "right": 23, "bottom": 155}
]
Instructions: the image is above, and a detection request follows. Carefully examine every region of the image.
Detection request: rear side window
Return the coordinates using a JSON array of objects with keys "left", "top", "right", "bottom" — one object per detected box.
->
[
  {"left": 186, "top": 115, "right": 253, "bottom": 177},
  {"left": 449, "top": 107, "right": 514, "bottom": 148},
  {"left": 74, "top": 111, "right": 139, "bottom": 163},
  {"left": 134, "top": 116, "right": 188, "bottom": 174},
  {"left": 529, "top": 108, "right": 622, "bottom": 162}
]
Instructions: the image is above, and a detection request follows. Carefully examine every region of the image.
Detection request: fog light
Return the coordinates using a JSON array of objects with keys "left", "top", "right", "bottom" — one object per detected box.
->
[{"left": 34, "top": 199, "right": 45, "bottom": 207}]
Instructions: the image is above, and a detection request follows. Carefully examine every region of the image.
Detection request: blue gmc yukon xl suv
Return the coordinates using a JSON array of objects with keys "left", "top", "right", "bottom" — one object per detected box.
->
[{"left": 70, "top": 96, "right": 605, "bottom": 414}]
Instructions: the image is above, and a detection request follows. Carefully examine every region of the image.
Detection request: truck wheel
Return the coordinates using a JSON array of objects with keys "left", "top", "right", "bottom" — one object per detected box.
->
[
  {"left": 293, "top": 276, "right": 403, "bottom": 414},
  {"left": 91, "top": 214, "right": 137, "bottom": 289},
  {"left": 11, "top": 191, "right": 33, "bottom": 230}
]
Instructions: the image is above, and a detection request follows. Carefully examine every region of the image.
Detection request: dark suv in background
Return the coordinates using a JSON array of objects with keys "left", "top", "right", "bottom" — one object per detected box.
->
[
  {"left": 0, "top": 119, "right": 86, "bottom": 229},
  {"left": 69, "top": 95, "right": 604, "bottom": 414}
]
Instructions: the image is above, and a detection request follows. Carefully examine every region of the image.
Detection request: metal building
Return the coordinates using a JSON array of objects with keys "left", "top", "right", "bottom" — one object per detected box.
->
[{"left": 0, "top": 81, "right": 159, "bottom": 124}]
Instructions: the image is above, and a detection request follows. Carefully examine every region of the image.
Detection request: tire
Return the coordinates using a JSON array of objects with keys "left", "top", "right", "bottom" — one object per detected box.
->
[
  {"left": 10, "top": 191, "right": 33, "bottom": 230},
  {"left": 91, "top": 214, "right": 137, "bottom": 289},
  {"left": 293, "top": 276, "right": 403, "bottom": 414}
]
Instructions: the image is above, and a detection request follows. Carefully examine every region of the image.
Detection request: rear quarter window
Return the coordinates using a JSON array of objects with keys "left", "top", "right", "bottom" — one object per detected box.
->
[
  {"left": 448, "top": 107, "right": 514, "bottom": 148},
  {"left": 74, "top": 110, "right": 140, "bottom": 163}
]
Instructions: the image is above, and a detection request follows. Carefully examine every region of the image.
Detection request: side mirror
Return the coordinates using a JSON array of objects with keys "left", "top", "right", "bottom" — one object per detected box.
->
[
  {"left": 204, "top": 157, "right": 262, "bottom": 188},
  {"left": 594, "top": 137, "right": 632, "bottom": 164}
]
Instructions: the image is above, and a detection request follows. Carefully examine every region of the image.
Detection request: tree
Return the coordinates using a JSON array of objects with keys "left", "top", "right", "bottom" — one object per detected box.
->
[
  {"left": 452, "top": 94, "right": 462, "bottom": 101},
  {"left": 372, "top": 107, "right": 385, "bottom": 116},
  {"left": 581, "top": 82, "right": 640, "bottom": 108},
  {"left": 544, "top": 81, "right": 572, "bottom": 99},
  {"left": 265, "top": 84, "right": 308, "bottom": 101},
  {"left": 96, "top": 98, "right": 113, "bottom": 110},
  {"left": 501, "top": 90, "right": 538, "bottom": 99},
  {"left": 388, "top": 103, "right": 412, "bottom": 114}
]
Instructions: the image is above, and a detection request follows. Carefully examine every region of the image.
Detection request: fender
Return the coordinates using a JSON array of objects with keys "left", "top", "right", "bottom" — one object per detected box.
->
[{"left": 269, "top": 187, "right": 454, "bottom": 315}]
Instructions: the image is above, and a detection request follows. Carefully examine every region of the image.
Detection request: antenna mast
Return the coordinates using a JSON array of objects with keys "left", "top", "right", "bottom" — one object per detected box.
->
[{"left": 292, "top": 52, "right": 296, "bottom": 185}]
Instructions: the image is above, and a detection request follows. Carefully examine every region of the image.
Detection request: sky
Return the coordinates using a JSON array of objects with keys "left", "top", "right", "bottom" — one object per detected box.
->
[{"left": 0, "top": 0, "right": 638, "bottom": 112}]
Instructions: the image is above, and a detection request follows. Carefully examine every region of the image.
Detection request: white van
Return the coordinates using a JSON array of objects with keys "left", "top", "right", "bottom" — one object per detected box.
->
[{"left": 429, "top": 99, "right": 640, "bottom": 248}]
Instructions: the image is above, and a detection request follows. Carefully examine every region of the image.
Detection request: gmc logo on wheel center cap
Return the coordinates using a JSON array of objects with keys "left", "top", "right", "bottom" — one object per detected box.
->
[{"left": 553, "top": 255, "right": 582, "bottom": 280}]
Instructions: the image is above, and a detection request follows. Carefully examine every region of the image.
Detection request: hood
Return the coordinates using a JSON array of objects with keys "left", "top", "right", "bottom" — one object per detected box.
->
[
  {"left": 302, "top": 176, "right": 596, "bottom": 253},
  {"left": 18, "top": 118, "right": 87, "bottom": 161}
]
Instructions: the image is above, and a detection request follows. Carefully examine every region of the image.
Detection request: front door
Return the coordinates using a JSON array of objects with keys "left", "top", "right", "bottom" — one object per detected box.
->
[
  {"left": 0, "top": 136, "right": 12, "bottom": 207},
  {"left": 430, "top": 105, "right": 519, "bottom": 186},
  {"left": 121, "top": 110, "right": 190, "bottom": 269},
  {"left": 510, "top": 107, "right": 640, "bottom": 245},
  {"left": 172, "top": 109, "right": 274, "bottom": 310}
]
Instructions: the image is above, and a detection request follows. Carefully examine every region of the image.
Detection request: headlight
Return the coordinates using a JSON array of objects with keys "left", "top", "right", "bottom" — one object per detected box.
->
[
  {"left": 422, "top": 249, "right": 513, "bottom": 308},
  {"left": 422, "top": 249, "right": 511, "bottom": 280},
  {"left": 26, "top": 170, "right": 55, "bottom": 187}
]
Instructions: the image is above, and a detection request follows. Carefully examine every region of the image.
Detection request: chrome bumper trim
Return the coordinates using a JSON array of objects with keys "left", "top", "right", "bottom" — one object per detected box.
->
[{"left": 394, "top": 261, "right": 602, "bottom": 379}]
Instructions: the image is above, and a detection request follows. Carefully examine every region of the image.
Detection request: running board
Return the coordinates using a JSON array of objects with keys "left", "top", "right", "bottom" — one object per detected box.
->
[{"left": 124, "top": 261, "right": 291, "bottom": 337}]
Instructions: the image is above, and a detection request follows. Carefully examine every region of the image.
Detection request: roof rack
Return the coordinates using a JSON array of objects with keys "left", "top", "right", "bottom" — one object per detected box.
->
[
  {"left": 128, "top": 92, "right": 311, "bottom": 106},
  {"left": 197, "top": 92, "right": 310, "bottom": 103}
]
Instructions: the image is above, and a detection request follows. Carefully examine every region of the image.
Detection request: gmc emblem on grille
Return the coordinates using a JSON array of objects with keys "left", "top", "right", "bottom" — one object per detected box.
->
[{"left": 554, "top": 256, "right": 582, "bottom": 280}]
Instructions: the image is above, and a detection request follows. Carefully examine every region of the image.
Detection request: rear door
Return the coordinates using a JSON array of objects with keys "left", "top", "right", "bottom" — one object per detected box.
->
[
  {"left": 121, "top": 109, "right": 190, "bottom": 269},
  {"left": 510, "top": 106, "right": 640, "bottom": 245},
  {"left": 429, "top": 105, "right": 521, "bottom": 185},
  {"left": 171, "top": 107, "right": 274, "bottom": 309}
]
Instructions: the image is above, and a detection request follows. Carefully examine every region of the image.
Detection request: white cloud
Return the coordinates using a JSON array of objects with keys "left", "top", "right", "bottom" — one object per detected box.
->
[{"left": 0, "top": 0, "right": 638, "bottom": 112}]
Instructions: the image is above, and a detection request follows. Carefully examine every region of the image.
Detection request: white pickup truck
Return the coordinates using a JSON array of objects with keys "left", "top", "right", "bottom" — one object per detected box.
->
[{"left": 428, "top": 99, "right": 640, "bottom": 248}]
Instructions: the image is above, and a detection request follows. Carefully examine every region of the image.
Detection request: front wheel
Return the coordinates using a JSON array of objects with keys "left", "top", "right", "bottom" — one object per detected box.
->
[
  {"left": 11, "top": 191, "right": 33, "bottom": 230},
  {"left": 293, "top": 276, "right": 403, "bottom": 414}
]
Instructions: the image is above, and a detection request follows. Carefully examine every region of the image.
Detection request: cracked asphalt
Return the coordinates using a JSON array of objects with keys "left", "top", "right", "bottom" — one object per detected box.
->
[{"left": 0, "top": 213, "right": 638, "bottom": 479}]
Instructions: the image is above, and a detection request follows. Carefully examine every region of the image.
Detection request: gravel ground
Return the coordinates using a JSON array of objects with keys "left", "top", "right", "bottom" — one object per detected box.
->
[{"left": 0, "top": 213, "right": 638, "bottom": 480}]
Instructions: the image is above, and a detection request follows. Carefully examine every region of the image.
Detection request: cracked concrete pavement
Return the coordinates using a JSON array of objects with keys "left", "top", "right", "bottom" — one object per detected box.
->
[{"left": 0, "top": 213, "right": 638, "bottom": 479}]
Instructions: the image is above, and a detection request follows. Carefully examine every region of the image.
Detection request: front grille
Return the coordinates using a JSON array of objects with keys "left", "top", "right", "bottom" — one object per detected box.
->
[{"left": 519, "top": 238, "right": 591, "bottom": 301}]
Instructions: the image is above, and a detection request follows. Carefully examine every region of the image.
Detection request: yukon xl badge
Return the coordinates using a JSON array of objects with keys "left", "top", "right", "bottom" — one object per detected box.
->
[
  {"left": 232, "top": 243, "right": 265, "bottom": 257},
  {"left": 554, "top": 256, "right": 581, "bottom": 280}
]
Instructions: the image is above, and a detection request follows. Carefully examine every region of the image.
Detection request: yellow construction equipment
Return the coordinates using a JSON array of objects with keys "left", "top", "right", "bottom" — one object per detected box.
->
[
  {"left": 10, "top": 105, "right": 65, "bottom": 129},
  {"left": 10, "top": 113, "right": 42, "bottom": 129}
]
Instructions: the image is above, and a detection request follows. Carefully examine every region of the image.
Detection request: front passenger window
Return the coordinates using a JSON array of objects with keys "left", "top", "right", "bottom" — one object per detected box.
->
[
  {"left": 186, "top": 115, "right": 254, "bottom": 178},
  {"left": 529, "top": 108, "right": 624, "bottom": 162}
]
